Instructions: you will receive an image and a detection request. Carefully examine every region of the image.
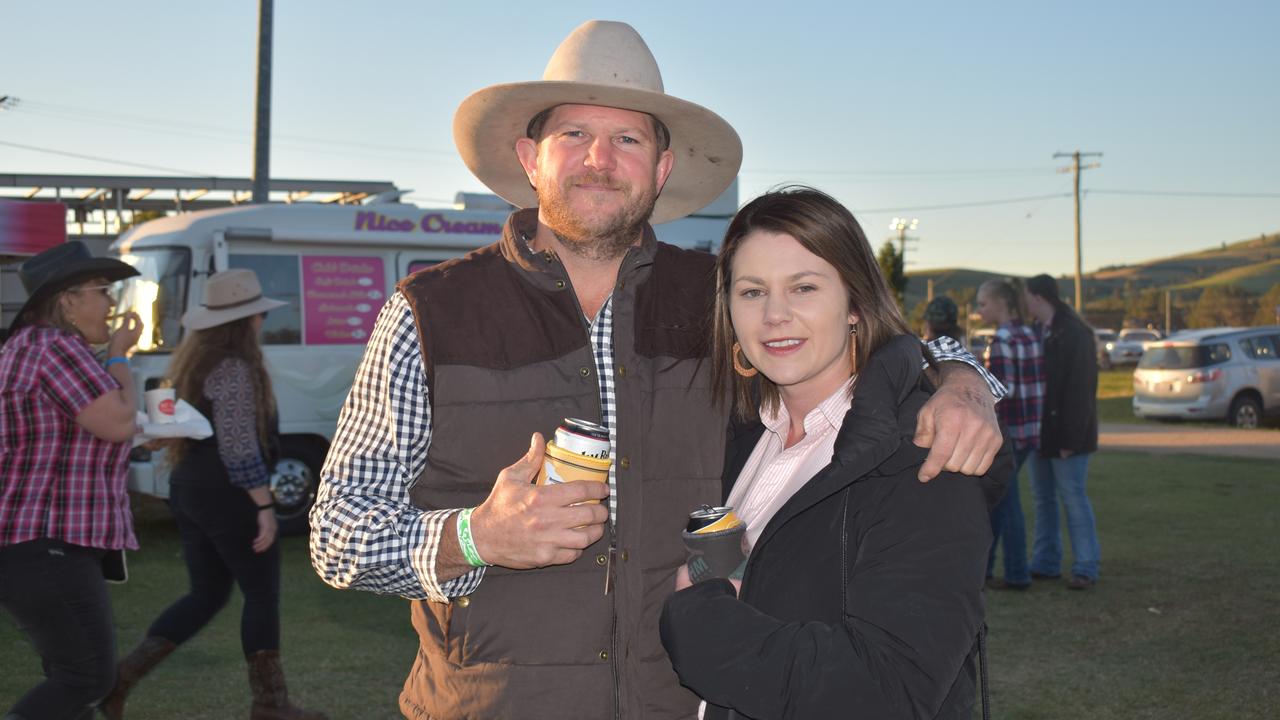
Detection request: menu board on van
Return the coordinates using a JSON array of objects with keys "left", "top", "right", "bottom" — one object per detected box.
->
[{"left": 302, "top": 255, "right": 385, "bottom": 344}]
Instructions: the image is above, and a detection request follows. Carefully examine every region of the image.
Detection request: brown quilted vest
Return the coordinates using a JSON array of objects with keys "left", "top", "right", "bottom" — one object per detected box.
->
[{"left": 396, "top": 209, "right": 726, "bottom": 719}]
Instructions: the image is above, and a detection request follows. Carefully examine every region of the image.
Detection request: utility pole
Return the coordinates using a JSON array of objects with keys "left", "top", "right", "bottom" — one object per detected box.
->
[
  {"left": 890, "top": 217, "right": 919, "bottom": 263},
  {"left": 1054, "top": 150, "right": 1102, "bottom": 311},
  {"left": 251, "top": 0, "right": 274, "bottom": 204},
  {"left": 1165, "top": 290, "right": 1172, "bottom": 335},
  {"left": 926, "top": 277, "right": 935, "bottom": 302}
]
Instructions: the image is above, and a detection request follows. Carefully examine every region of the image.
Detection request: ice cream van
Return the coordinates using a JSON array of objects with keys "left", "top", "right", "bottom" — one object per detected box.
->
[{"left": 110, "top": 186, "right": 735, "bottom": 533}]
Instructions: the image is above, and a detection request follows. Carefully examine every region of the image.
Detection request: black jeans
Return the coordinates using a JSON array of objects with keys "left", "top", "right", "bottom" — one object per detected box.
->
[
  {"left": 0, "top": 539, "right": 117, "bottom": 720},
  {"left": 147, "top": 483, "right": 281, "bottom": 656}
]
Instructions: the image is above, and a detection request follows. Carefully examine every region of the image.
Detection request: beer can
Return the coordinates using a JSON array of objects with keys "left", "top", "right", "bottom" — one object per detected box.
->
[
  {"left": 686, "top": 505, "right": 744, "bottom": 535},
  {"left": 536, "top": 418, "right": 612, "bottom": 502},
  {"left": 552, "top": 418, "right": 611, "bottom": 460}
]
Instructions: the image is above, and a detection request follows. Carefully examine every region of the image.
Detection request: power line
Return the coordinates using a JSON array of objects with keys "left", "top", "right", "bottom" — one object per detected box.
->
[
  {"left": 855, "top": 192, "right": 1071, "bottom": 213},
  {"left": 0, "top": 139, "right": 208, "bottom": 175},
  {"left": 1087, "top": 188, "right": 1280, "bottom": 198},
  {"left": 12, "top": 98, "right": 456, "bottom": 157},
  {"left": 743, "top": 166, "right": 1056, "bottom": 178}
]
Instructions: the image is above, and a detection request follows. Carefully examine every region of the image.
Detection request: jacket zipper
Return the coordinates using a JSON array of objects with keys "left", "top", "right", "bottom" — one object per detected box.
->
[{"left": 548, "top": 245, "right": 633, "bottom": 718}]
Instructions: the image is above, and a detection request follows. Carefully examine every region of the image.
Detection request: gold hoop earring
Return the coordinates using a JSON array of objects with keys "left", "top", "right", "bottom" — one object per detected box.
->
[{"left": 732, "top": 342, "right": 758, "bottom": 378}]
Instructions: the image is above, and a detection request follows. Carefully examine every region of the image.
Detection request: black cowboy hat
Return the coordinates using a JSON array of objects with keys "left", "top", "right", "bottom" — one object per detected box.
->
[{"left": 10, "top": 241, "right": 139, "bottom": 333}]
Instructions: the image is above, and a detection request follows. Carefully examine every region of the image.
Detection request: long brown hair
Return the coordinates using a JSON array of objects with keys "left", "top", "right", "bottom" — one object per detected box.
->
[
  {"left": 712, "top": 186, "right": 912, "bottom": 421},
  {"left": 165, "top": 316, "right": 275, "bottom": 465}
]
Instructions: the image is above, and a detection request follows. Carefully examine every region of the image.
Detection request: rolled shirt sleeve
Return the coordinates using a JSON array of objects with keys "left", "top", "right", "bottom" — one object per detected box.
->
[
  {"left": 309, "top": 292, "right": 484, "bottom": 602},
  {"left": 925, "top": 335, "right": 1009, "bottom": 400}
]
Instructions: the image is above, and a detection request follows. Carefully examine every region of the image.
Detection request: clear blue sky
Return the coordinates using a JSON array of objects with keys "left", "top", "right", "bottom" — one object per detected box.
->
[{"left": 3, "top": 1, "right": 1276, "bottom": 276}]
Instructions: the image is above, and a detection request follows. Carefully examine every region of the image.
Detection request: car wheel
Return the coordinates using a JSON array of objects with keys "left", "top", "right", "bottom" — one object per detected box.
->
[
  {"left": 1228, "top": 395, "right": 1262, "bottom": 429},
  {"left": 270, "top": 437, "right": 327, "bottom": 536}
]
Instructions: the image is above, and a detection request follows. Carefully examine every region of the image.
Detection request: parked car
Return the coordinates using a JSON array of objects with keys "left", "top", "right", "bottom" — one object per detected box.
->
[
  {"left": 1093, "top": 328, "right": 1118, "bottom": 369},
  {"left": 1100, "top": 328, "right": 1164, "bottom": 368},
  {"left": 1132, "top": 326, "right": 1280, "bottom": 428}
]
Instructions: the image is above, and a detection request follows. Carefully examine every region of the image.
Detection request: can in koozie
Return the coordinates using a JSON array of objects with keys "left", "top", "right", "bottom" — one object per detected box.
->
[
  {"left": 536, "top": 418, "right": 612, "bottom": 503},
  {"left": 686, "top": 505, "right": 744, "bottom": 535}
]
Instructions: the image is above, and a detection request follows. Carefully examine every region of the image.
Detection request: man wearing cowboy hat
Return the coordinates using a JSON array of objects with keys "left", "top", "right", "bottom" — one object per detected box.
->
[{"left": 311, "top": 20, "right": 1004, "bottom": 719}]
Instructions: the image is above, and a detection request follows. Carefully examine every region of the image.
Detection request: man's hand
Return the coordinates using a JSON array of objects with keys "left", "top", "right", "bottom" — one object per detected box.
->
[
  {"left": 914, "top": 365, "right": 1001, "bottom": 481},
  {"left": 469, "top": 433, "right": 609, "bottom": 569}
]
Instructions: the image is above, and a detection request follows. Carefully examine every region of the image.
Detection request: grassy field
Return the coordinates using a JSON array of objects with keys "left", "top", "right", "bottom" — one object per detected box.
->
[
  {"left": 1097, "top": 368, "right": 1140, "bottom": 423},
  {"left": 4, "top": 451, "right": 1278, "bottom": 719}
]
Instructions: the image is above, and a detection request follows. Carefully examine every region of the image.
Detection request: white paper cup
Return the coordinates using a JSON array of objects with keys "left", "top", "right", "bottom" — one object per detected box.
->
[{"left": 145, "top": 388, "right": 177, "bottom": 425}]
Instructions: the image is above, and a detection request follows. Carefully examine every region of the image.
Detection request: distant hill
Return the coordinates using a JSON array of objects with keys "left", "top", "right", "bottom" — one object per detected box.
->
[{"left": 906, "top": 231, "right": 1280, "bottom": 313}]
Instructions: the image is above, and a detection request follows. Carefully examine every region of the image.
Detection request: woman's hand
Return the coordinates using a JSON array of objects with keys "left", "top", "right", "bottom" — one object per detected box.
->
[
  {"left": 253, "top": 509, "right": 278, "bottom": 553},
  {"left": 107, "top": 312, "right": 143, "bottom": 357},
  {"left": 674, "top": 563, "right": 741, "bottom": 595}
]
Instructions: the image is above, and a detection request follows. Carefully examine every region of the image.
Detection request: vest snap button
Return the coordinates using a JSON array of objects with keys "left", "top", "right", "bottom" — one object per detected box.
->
[
  {"left": 455, "top": 596, "right": 471, "bottom": 608},
  {"left": 617, "top": 365, "right": 627, "bottom": 377},
  {"left": 619, "top": 457, "right": 630, "bottom": 469},
  {"left": 554, "top": 279, "right": 565, "bottom": 290},
  {"left": 580, "top": 367, "right": 591, "bottom": 377},
  {"left": 621, "top": 550, "right": 629, "bottom": 562},
  {"left": 599, "top": 650, "right": 609, "bottom": 661},
  {"left": 596, "top": 554, "right": 607, "bottom": 565}
]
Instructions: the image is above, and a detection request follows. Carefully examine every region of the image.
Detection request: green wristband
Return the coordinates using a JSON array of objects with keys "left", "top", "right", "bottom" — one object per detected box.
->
[{"left": 456, "top": 507, "right": 489, "bottom": 568}]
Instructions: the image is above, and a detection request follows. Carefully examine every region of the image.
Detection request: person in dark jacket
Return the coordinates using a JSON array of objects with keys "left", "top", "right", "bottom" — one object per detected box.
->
[
  {"left": 660, "top": 187, "right": 1008, "bottom": 720},
  {"left": 1023, "top": 274, "right": 1100, "bottom": 590}
]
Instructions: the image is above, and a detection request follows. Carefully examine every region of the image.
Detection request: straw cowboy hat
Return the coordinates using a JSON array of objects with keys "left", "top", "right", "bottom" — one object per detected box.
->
[
  {"left": 11, "top": 240, "right": 140, "bottom": 333},
  {"left": 453, "top": 20, "right": 742, "bottom": 225},
  {"left": 182, "top": 269, "right": 287, "bottom": 331}
]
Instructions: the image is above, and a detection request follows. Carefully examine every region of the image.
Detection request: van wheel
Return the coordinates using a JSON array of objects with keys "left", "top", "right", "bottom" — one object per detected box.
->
[
  {"left": 1228, "top": 395, "right": 1261, "bottom": 429},
  {"left": 271, "top": 437, "right": 326, "bottom": 536}
]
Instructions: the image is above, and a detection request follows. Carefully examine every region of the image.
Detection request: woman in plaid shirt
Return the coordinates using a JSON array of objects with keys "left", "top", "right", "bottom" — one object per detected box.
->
[
  {"left": 976, "top": 278, "right": 1045, "bottom": 590},
  {"left": 0, "top": 241, "right": 142, "bottom": 720}
]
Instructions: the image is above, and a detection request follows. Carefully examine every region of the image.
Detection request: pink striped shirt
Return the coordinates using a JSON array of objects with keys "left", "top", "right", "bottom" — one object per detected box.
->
[
  {"left": 726, "top": 378, "right": 856, "bottom": 549},
  {"left": 0, "top": 325, "right": 136, "bottom": 550}
]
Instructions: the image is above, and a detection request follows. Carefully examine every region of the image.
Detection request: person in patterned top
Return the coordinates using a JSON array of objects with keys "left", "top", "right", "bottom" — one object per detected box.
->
[
  {"left": 0, "top": 240, "right": 142, "bottom": 720},
  {"left": 101, "top": 269, "right": 326, "bottom": 720}
]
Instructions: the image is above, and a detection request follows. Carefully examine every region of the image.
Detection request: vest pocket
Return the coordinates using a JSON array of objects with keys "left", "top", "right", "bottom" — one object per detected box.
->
[{"left": 451, "top": 564, "right": 613, "bottom": 666}]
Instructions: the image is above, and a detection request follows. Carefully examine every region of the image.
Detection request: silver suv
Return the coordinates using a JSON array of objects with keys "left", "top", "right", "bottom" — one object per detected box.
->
[{"left": 1132, "top": 326, "right": 1280, "bottom": 428}]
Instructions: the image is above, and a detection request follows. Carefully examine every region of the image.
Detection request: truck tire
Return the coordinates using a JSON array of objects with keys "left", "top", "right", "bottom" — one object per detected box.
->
[
  {"left": 271, "top": 437, "right": 326, "bottom": 536},
  {"left": 1228, "top": 394, "right": 1261, "bottom": 429}
]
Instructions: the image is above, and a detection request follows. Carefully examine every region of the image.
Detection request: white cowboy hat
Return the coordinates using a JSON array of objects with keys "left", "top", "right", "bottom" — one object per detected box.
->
[
  {"left": 182, "top": 269, "right": 288, "bottom": 331},
  {"left": 453, "top": 20, "right": 742, "bottom": 225}
]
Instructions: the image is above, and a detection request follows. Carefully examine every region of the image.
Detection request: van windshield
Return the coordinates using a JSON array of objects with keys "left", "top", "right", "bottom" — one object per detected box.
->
[
  {"left": 1138, "top": 343, "right": 1231, "bottom": 370},
  {"left": 116, "top": 247, "right": 191, "bottom": 353}
]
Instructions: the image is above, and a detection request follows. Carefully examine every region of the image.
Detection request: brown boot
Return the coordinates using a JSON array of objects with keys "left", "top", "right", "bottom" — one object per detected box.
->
[
  {"left": 246, "top": 650, "right": 329, "bottom": 720},
  {"left": 98, "top": 636, "right": 177, "bottom": 719}
]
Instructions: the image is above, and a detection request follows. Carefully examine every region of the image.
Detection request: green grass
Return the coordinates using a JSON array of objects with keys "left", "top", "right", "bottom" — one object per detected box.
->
[
  {"left": 0, "top": 496, "right": 416, "bottom": 719},
  {"left": 1173, "top": 258, "right": 1280, "bottom": 294},
  {"left": 983, "top": 452, "right": 1280, "bottom": 719},
  {"left": 1097, "top": 368, "right": 1140, "bottom": 423},
  {"left": 5, "top": 453, "right": 1279, "bottom": 719}
]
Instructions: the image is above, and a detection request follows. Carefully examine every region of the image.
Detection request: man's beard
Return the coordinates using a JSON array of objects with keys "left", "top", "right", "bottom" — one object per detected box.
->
[{"left": 537, "top": 171, "right": 659, "bottom": 262}]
